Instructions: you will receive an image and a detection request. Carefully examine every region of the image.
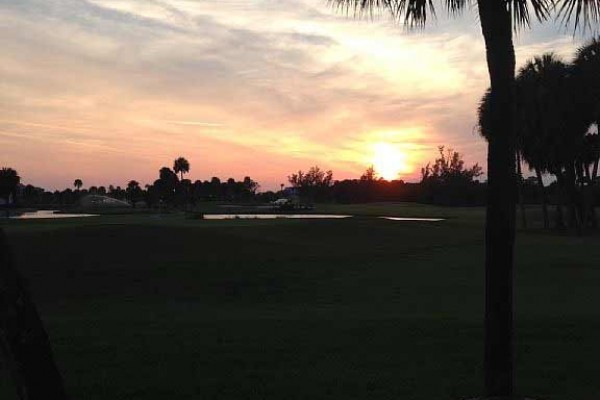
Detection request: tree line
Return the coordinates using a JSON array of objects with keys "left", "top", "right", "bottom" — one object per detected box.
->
[
  {"left": 3, "top": 145, "right": 598, "bottom": 212},
  {"left": 479, "top": 39, "right": 600, "bottom": 231},
  {"left": 1, "top": 158, "right": 259, "bottom": 208}
]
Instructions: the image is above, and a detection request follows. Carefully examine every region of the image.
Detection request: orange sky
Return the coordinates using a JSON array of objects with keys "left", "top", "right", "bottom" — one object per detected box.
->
[{"left": 0, "top": 0, "right": 591, "bottom": 191}]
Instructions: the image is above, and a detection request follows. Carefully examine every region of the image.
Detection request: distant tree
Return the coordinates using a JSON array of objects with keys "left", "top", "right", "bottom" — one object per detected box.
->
[
  {"left": 126, "top": 180, "right": 142, "bottom": 207},
  {"left": 288, "top": 166, "right": 333, "bottom": 202},
  {"left": 22, "top": 184, "right": 45, "bottom": 206},
  {"left": 288, "top": 166, "right": 333, "bottom": 188},
  {"left": 243, "top": 176, "right": 258, "bottom": 194},
  {"left": 209, "top": 177, "right": 221, "bottom": 199},
  {"left": 127, "top": 180, "right": 140, "bottom": 190},
  {"left": 97, "top": 186, "right": 106, "bottom": 196},
  {"left": 173, "top": 157, "right": 190, "bottom": 181},
  {"left": 73, "top": 179, "right": 83, "bottom": 191},
  {"left": 421, "top": 146, "right": 483, "bottom": 184},
  {"left": 0, "top": 168, "right": 21, "bottom": 205},
  {"left": 360, "top": 166, "right": 377, "bottom": 182},
  {"left": 420, "top": 147, "right": 483, "bottom": 206},
  {"left": 155, "top": 167, "right": 179, "bottom": 204}
]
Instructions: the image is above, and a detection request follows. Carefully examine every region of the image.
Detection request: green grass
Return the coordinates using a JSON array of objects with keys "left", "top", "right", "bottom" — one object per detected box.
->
[{"left": 1, "top": 203, "right": 599, "bottom": 399}]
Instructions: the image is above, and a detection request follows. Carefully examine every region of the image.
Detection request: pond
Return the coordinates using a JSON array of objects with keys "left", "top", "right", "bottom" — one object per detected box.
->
[
  {"left": 8, "top": 210, "right": 99, "bottom": 219},
  {"left": 203, "top": 214, "right": 352, "bottom": 220},
  {"left": 382, "top": 217, "right": 445, "bottom": 222}
]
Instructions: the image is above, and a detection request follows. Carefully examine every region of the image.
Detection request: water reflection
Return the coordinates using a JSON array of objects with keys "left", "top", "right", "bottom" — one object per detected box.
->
[
  {"left": 203, "top": 214, "right": 352, "bottom": 220},
  {"left": 383, "top": 217, "right": 445, "bottom": 222},
  {"left": 9, "top": 210, "right": 98, "bottom": 219}
]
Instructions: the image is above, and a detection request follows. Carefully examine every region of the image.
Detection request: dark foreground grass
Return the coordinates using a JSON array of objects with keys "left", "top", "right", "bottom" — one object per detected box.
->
[{"left": 1, "top": 204, "right": 599, "bottom": 399}]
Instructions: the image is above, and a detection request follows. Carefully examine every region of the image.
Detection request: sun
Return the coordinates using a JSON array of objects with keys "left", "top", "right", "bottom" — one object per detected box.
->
[{"left": 371, "top": 142, "right": 408, "bottom": 181}]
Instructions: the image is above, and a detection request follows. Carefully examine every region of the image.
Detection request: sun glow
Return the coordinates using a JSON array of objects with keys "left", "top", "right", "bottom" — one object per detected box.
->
[{"left": 372, "top": 142, "right": 408, "bottom": 181}]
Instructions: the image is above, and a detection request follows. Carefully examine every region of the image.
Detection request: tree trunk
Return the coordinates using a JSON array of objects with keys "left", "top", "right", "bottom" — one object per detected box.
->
[
  {"left": 555, "top": 171, "right": 566, "bottom": 230},
  {"left": 536, "top": 169, "right": 549, "bottom": 229},
  {"left": 477, "top": 2, "right": 516, "bottom": 397},
  {"left": 564, "top": 163, "right": 582, "bottom": 233},
  {"left": 516, "top": 151, "right": 527, "bottom": 229},
  {"left": 0, "top": 229, "right": 69, "bottom": 400}
]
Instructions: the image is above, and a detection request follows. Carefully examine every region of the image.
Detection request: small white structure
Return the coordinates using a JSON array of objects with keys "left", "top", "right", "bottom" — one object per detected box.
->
[
  {"left": 271, "top": 198, "right": 290, "bottom": 206},
  {"left": 80, "top": 195, "right": 131, "bottom": 209}
]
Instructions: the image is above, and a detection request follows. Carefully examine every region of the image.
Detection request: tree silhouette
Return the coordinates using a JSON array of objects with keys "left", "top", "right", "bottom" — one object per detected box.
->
[
  {"left": 360, "top": 165, "right": 377, "bottom": 182},
  {"left": 479, "top": 54, "right": 567, "bottom": 229},
  {"left": 288, "top": 166, "right": 333, "bottom": 202},
  {"left": 329, "top": 1, "right": 600, "bottom": 397},
  {"left": 481, "top": 50, "right": 600, "bottom": 230},
  {"left": 73, "top": 179, "right": 83, "bottom": 191},
  {"left": 155, "top": 167, "right": 179, "bottom": 204},
  {"left": 127, "top": 180, "right": 142, "bottom": 207},
  {"left": 573, "top": 38, "right": 600, "bottom": 184},
  {"left": 173, "top": 157, "right": 190, "bottom": 181},
  {"left": 0, "top": 168, "right": 21, "bottom": 207}
]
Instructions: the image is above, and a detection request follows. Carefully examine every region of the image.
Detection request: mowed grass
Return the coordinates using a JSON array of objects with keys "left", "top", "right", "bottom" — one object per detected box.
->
[{"left": 1, "top": 203, "right": 599, "bottom": 399}]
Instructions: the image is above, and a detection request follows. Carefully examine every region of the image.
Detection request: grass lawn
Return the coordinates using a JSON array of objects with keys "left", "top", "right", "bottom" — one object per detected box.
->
[{"left": 1, "top": 203, "right": 599, "bottom": 399}]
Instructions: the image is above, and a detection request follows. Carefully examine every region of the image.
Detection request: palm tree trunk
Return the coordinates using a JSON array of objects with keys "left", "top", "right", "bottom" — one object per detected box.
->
[
  {"left": 477, "top": 2, "right": 516, "bottom": 397},
  {"left": 536, "top": 168, "right": 549, "bottom": 229},
  {"left": 564, "top": 163, "right": 582, "bottom": 233},
  {"left": 0, "top": 229, "right": 69, "bottom": 400},
  {"left": 555, "top": 170, "right": 566, "bottom": 230},
  {"left": 516, "top": 151, "right": 527, "bottom": 229}
]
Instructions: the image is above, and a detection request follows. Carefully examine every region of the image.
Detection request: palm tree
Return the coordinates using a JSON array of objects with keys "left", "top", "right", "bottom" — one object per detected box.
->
[
  {"left": 479, "top": 53, "right": 575, "bottom": 230},
  {"left": 573, "top": 38, "right": 600, "bottom": 180},
  {"left": 73, "top": 179, "right": 83, "bottom": 191},
  {"left": 330, "top": 2, "right": 600, "bottom": 397},
  {"left": 480, "top": 88, "right": 530, "bottom": 228},
  {"left": 173, "top": 157, "right": 190, "bottom": 181}
]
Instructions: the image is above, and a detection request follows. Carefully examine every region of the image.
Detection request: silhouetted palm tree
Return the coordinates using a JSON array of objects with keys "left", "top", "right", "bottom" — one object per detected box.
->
[
  {"left": 573, "top": 38, "right": 600, "bottom": 182},
  {"left": 479, "top": 88, "right": 530, "bottom": 228},
  {"left": 330, "top": 1, "right": 600, "bottom": 397},
  {"left": 480, "top": 53, "right": 574, "bottom": 229},
  {"left": 173, "top": 157, "right": 190, "bottom": 181},
  {"left": 73, "top": 179, "right": 83, "bottom": 191}
]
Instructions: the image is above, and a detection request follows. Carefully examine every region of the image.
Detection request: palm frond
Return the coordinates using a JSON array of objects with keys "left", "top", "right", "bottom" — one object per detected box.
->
[
  {"left": 330, "top": 0, "right": 554, "bottom": 29},
  {"left": 556, "top": 0, "right": 600, "bottom": 30},
  {"left": 511, "top": 0, "right": 552, "bottom": 28},
  {"left": 330, "top": 0, "right": 469, "bottom": 28}
]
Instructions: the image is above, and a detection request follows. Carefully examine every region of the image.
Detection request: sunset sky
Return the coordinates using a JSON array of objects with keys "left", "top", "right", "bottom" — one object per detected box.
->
[{"left": 1, "top": 0, "right": 595, "bottom": 191}]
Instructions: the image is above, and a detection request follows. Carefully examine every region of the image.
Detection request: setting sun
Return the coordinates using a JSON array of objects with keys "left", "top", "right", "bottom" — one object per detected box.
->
[{"left": 371, "top": 142, "right": 408, "bottom": 181}]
